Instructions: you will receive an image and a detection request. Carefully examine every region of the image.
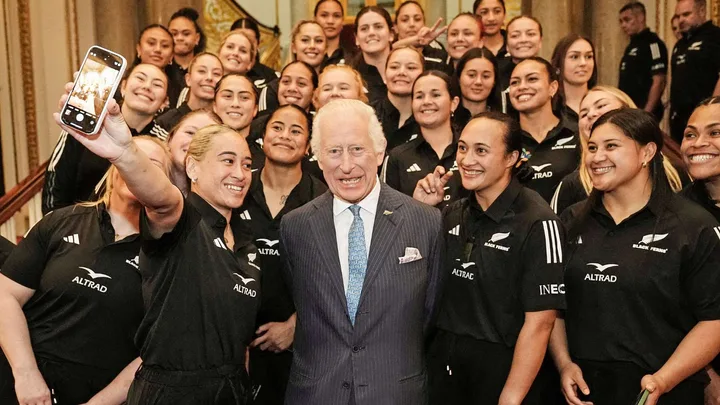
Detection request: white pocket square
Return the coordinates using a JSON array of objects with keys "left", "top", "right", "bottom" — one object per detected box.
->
[{"left": 399, "top": 247, "right": 422, "bottom": 264}]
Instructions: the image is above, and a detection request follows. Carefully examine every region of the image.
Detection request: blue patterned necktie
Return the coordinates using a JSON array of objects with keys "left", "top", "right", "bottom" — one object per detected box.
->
[{"left": 346, "top": 204, "right": 367, "bottom": 325}]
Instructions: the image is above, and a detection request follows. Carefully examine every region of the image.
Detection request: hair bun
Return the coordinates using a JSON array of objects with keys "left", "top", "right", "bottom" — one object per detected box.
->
[{"left": 175, "top": 7, "right": 199, "bottom": 21}]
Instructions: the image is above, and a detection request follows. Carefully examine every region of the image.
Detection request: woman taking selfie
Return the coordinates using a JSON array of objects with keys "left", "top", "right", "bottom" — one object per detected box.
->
[
  {"left": 551, "top": 109, "right": 720, "bottom": 405},
  {"left": 53, "top": 89, "right": 262, "bottom": 404},
  {"left": 0, "top": 137, "right": 170, "bottom": 405},
  {"left": 243, "top": 104, "right": 327, "bottom": 405},
  {"left": 418, "top": 112, "right": 564, "bottom": 405},
  {"left": 383, "top": 70, "right": 465, "bottom": 207},
  {"left": 43, "top": 63, "right": 170, "bottom": 214}
]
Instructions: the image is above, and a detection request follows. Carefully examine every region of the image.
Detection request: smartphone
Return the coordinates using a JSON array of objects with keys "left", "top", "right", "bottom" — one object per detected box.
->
[
  {"left": 60, "top": 45, "right": 126, "bottom": 134},
  {"left": 634, "top": 389, "right": 650, "bottom": 405}
]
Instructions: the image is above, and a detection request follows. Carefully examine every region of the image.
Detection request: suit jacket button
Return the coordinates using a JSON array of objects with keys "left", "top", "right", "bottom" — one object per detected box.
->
[{"left": 342, "top": 381, "right": 351, "bottom": 389}]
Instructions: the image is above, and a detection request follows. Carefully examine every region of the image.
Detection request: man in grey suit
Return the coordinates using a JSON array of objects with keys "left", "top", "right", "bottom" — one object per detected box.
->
[{"left": 280, "top": 99, "right": 444, "bottom": 405}]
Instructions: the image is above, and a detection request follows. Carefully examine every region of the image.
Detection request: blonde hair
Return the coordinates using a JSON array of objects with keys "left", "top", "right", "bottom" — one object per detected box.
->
[
  {"left": 313, "top": 64, "right": 370, "bottom": 107},
  {"left": 219, "top": 30, "right": 257, "bottom": 62},
  {"left": 579, "top": 85, "right": 683, "bottom": 195},
  {"left": 82, "top": 136, "right": 170, "bottom": 207},
  {"left": 185, "top": 124, "right": 242, "bottom": 168},
  {"left": 287, "top": 20, "right": 326, "bottom": 65}
]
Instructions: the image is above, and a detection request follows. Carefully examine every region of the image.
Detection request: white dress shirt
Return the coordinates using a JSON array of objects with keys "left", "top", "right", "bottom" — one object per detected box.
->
[{"left": 333, "top": 178, "right": 381, "bottom": 292}]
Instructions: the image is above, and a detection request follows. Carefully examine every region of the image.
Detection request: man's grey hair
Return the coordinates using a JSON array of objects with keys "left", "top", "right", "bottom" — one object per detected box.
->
[{"left": 310, "top": 99, "right": 387, "bottom": 158}]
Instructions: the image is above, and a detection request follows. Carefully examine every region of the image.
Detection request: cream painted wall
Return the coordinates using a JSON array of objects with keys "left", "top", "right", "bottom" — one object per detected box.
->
[{"left": 235, "top": 0, "right": 293, "bottom": 60}]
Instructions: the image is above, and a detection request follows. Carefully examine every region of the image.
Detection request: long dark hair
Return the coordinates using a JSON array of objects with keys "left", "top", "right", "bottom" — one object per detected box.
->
[
  {"left": 263, "top": 104, "right": 313, "bottom": 141},
  {"left": 473, "top": 0, "right": 506, "bottom": 13},
  {"left": 551, "top": 34, "right": 598, "bottom": 109},
  {"left": 314, "top": 0, "right": 345, "bottom": 16},
  {"left": 511, "top": 56, "right": 560, "bottom": 114},
  {"left": 170, "top": 7, "right": 206, "bottom": 54},
  {"left": 568, "top": 109, "right": 670, "bottom": 240},
  {"left": 281, "top": 60, "right": 320, "bottom": 89},
  {"left": 454, "top": 47, "right": 500, "bottom": 111}
]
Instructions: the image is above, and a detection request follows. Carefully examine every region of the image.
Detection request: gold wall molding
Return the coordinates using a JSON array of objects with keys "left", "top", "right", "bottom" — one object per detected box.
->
[
  {"left": 16, "top": 0, "right": 38, "bottom": 169},
  {"left": 66, "top": 0, "right": 80, "bottom": 71},
  {"left": 204, "top": 0, "right": 282, "bottom": 70}
]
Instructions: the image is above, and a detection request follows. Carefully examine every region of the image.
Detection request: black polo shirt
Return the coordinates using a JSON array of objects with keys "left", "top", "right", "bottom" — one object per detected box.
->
[
  {"left": 496, "top": 57, "right": 518, "bottom": 117},
  {"left": 239, "top": 170, "right": 327, "bottom": 326},
  {"left": 354, "top": 58, "right": 387, "bottom": 105},
  {"left": 0, "top": 204, "right": 144, "bottom": 373},
  {"left": 382, "top": 132, "right": 468, "bottom": 207},
  {"left": 0, "top": 236, "right": 14, "bottom": 267},
  {"left": 422, "top": 43, "right": 453, "bottom": 76},
  {"left": 136, "top": 193, "right": 261, "bottom": 370},
  {"left": 682, "top": 181, "right": 720, "bottom": 222},
  {"left": 371, "top": 97, "right": 421, "bottom": 151},
  {"left": 619, "top": 29, "right": 668, "bottom": 118},
  {"left": 257, "top": 79, "right": 280, "bottom": 117},
  {"left": 519, "top": 120, "right": 580, "bottom": 202},
  {"left": 156, "top": 102, "right": 192, "bottom": 133},
  {"left": 561, "top": 190, "right": 720, "bottom": 376},
  {"left": 321, "top": 46, "right": 355, "bottom": 71},
  {"left": 436, "top": 178, "right": 566, "bottom": 347},
  {"left": 671, "top": 21, "right": 720, "bottom": 116},
  {"left": 549, "top": 170, "right": 587, "bottom": 215},
  {"left": 249, "top": 62, "right": 280, "bottom": 90}
]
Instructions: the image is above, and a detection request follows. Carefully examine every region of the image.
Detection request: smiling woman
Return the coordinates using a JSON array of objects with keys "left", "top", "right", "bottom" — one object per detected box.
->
[
  {"left": 353, "top": 6, "right": 395, "bottom": 104},
  {"left": 551, "top": 34, "right": 598, "bottom": 132}
]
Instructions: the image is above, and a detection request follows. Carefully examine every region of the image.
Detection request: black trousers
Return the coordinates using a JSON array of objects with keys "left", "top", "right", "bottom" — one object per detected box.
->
[
  {"left": 126, "top": 364, "right": 251, "bottom": 405},
  {"left": 0, "top": 354, "right": 116, "bottom": 404},
  {"left": 249, "top": 348, "right": 292, "bottom": 405},
  {"left": 575, "top": 359, "right": 705, "bottom": 405},
  {"left": 427, "top": 330, "right": 554, "bottom": 405}
]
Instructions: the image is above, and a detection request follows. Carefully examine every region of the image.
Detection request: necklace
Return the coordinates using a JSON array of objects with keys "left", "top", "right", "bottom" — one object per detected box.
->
[{"left": 280, "top": 195, "right": 288, "bottom": 205}]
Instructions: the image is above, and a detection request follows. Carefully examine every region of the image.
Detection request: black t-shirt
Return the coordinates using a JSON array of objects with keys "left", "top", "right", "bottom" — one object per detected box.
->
[
  {"left": 619, "top": 28, "right": 668, "bottom": 116},
  {"left": 497, "top": 57, "right": 517, "bottom": 116},
  {"left": 671, "top": 21, "right": 720, "bottom": 114},
  {"left": 549, "top": 170, "right": 588, "bottom": 215},
  {"left": 681, "top": 181, "right": 720, "bottom": 222},
  {"left": 371, "top": 97, "right": 421, "bottom": 151},
  {"left": 354, "top": 58, "right": 387, "bottom": 106},
  {"left": 166, "top": 61, "right": 187, "bottom": 109},
  {"left": 156, "top": 103, "right": 192, "bottom": 133},
  {"left": 382, "top": 132, "right": 468, "bottom": 208},
  {"left": 239, "top": 170, "right": 327, "bottom": 326},
  {"left": 0, "top": 204, "right": 144, "bottom": 372},
  {"left": 0, "top": 236, "right": 14, "bottom": 267},
  {"left": 519, "top": 120, "right": 580, "bottom": 202},
  {"left": 257, "top": 79, "right": 280, "bottom": 117},
  {"left": 561, "top": 191, "right": 720, "bottom": 376},
  {"left": 436, "top": 178, "right": 566, "bottom": 347},
  {"left": 136, "top": 193, "right": 261, "bottom": 370}
]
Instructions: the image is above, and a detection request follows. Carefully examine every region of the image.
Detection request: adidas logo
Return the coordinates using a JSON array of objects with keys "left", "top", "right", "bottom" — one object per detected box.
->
[
  {"left": 126, "top": 255, "right": 139, "bottom": 270},
  {"left": 406, "top": 163, "right": 421, "bottom": 173},
  {"left": 714, "top": 226, "right": 720, "bottom": 241},
  {"left": 213, "top": 238, "right": 228, "bottom": 250},
  {"left": 448, "top": 225, "right": 460, "bottom": 236},
  {"left": 63, "top": 234, "right": 80, "bottom": 244},
  {"left": 239, "top": 210, "right": 251, "bottom": 220}
]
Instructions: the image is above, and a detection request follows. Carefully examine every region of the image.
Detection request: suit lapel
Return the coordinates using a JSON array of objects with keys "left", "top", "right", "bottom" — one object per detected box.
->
[
  {"left": 309, "top": 193, "right": 347, "bottom": 310},
  {"left": 358, "top": 184, "right": 404, "bottom": 309}
]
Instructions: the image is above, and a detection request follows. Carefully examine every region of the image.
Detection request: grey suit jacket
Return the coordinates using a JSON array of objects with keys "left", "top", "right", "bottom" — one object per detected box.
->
[{"left": 280, "top": 183, "right": 443, "bottom": 405}]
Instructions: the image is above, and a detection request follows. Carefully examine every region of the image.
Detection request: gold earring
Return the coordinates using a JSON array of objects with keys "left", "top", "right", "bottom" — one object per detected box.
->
[
  {"left": 191, "top": 177, "right": 197, "bottom": 183},
  {"left": 642, "top": 162, "right": 647, "bottom": 168}
]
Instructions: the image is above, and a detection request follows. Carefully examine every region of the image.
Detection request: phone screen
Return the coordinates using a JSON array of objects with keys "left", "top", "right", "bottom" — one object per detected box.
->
[{"left": 62, "top": 47, "right": 123, "bottom": 133}]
